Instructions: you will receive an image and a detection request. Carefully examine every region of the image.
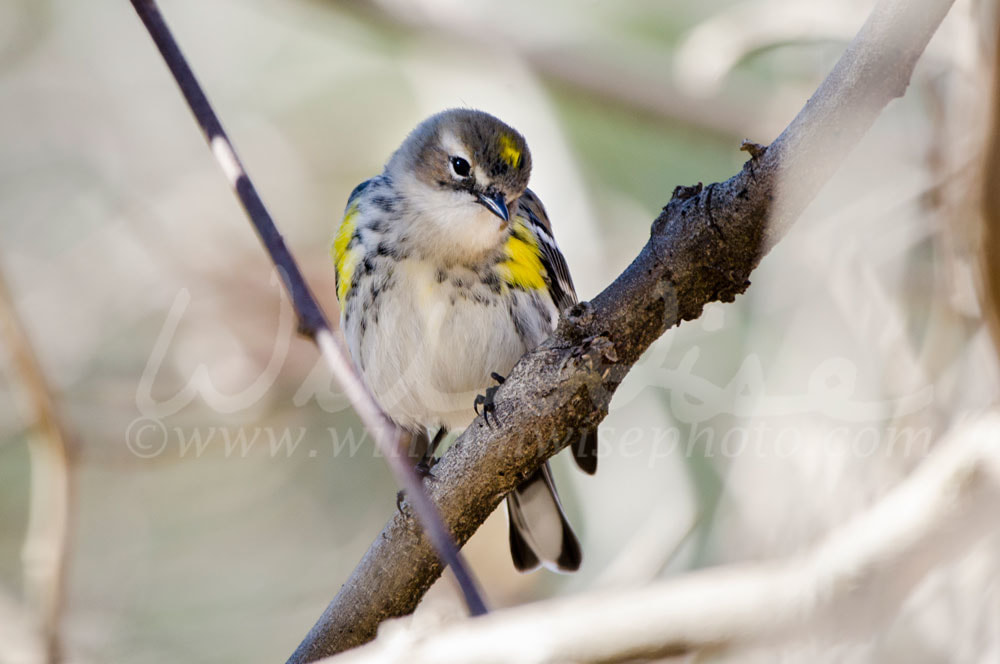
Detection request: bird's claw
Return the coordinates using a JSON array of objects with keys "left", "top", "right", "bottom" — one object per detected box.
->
[
  {"left": 474, "top": 387, "right": 500, "bottom": 427},
  {"left": 396, "top": 460, "right": 438, "bottom": 514},
  {"left": 474, "top": 373, "right": 506, "bottom": 428},
  {"left": 415, "top": 455, "right": 439, "bottom": 478}
]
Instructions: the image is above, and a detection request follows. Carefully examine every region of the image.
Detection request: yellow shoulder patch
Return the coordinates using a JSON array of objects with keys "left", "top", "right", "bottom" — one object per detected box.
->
[
  {"left": 498, "top": 218, "right": 546, "bottom": 291},
  {"left": 332, "top": 205, "right": 360, "bottom": 303},
  {"left": 498, "top": 133, "right": 522, "bottom": 169}
]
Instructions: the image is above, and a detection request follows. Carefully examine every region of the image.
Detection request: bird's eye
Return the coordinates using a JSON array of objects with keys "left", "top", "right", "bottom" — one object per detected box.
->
[{"left": 450, "top": 156, "right": 471, "bottom": 178}]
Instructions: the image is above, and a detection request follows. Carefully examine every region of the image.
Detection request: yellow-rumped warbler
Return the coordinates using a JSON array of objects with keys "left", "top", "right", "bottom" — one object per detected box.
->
[{"left": 332, "top": 109, "right": 596, "bottom": 572}]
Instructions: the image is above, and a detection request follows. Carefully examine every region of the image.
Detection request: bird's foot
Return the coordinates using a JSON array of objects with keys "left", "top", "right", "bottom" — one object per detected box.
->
[
  {"left": 414, "top": 454, "right": 439, "bottom": 478},
  {"left": 474, "top": 372, "right": 506, "bottom": 428},
  {"left": 395, "top": 457, "right": 440, "bottom": 514}
]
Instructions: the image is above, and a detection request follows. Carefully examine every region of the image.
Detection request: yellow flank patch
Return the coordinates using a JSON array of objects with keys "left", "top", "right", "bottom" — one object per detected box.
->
[
  {"left": 498, "top": 218, "right": 546, "bottom": 291},
  {"left": 332, "top": 205, "right": 360, "bottom": 303},
  {"left": 498, "top": 133, "right": 522, "bottom": 169}
]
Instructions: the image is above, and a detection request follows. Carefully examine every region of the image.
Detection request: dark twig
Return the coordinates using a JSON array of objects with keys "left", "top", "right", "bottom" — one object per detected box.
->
[
  {"left": 285, "top": 0, "right": 958, "bottom": 659},
  {"left": 126, "top": 0, "right": 488, "bottom": 624}
]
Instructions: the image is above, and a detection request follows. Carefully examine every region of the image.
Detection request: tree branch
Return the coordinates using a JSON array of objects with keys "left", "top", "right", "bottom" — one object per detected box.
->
[
  {"left": 324, "top": 413, "right": 1000, "bottom": 663},
  {"left": 286, "top": 0, "right": 957, "bottom": 659}
]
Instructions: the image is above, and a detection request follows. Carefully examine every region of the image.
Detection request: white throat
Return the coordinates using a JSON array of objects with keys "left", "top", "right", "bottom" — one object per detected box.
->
[{"left": 394, "top": 170, "right": 508, "bottom": 262}]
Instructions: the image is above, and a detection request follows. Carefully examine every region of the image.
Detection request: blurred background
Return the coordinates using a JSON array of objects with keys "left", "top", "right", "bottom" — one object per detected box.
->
[{"left": 1, "top": 0, "right": 998, "bottom": 662}]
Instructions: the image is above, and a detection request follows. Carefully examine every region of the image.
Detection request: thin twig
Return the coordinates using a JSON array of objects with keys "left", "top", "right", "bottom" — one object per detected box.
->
[
  {"left": 126, "top": 0, "right": 488, "bottom": 623},
  {"left": 0, "top": 268, "right": 73, "bottom": 664}
]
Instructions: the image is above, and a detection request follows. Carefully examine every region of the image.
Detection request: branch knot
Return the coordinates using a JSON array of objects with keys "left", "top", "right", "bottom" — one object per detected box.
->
[
  {"left": 740, "top": 140, "right": 768, "bottom": 160},
  {"left": 671, "top": 182, "right": 704, "bottom": 201}
]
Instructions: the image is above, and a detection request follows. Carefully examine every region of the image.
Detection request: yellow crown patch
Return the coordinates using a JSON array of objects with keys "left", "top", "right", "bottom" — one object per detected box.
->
[{"left": 498, "top": 133, "right": 522, "bottom": 169}]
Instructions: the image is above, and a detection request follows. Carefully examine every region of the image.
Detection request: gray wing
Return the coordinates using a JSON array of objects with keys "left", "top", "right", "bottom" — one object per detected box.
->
[
  {"left": 345, "top": 178, "right": 373, "bottom": 210},
  {"left": 515, "top": 189, "right": 598, "bottom": 475},
  {"left": 516, "top": 188, "right": 577, "bottom": 312}
]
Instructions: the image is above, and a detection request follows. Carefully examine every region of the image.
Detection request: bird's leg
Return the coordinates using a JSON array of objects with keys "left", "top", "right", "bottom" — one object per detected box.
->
[
  {"left": 474, "top": 372, "right": 506, "bottom": 428},
  {"left": 415, "top": 428, "right": 447, "bottom": 476},
  {"left": 397, "top": 428, "right": 446, "bottom": 514}
]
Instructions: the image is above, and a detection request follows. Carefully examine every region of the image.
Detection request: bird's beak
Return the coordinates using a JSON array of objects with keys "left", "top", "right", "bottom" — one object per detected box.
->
[{"left": 476, "top": 191, "right": 509, "bottom": 222}]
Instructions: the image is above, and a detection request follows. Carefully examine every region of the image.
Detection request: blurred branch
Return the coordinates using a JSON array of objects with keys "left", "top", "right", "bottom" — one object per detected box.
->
[
  {"left": 530, "top": 51, "right": 779, "bottom": 139},
  {"left": 127, "top": 0, "right": 488, "bottom": 621},
  {"left": 289, "top": 0, "right": 958, "bottom": 659},
  {"left": 593, "top": 505, "right": 699, "bottom": 590},
  {"left": 672, "top": 0, "right": 868, "bottom": 97},
  {"left": 0, "top": 588, "right": 45, "bottom": 664},
  {"left": 0, "top": 268, "right": 73, "bottom": 664},
  {"left": 325, "top": 413, "right": 1000, "bottom": 663},
  {"left": 343, "top": 0, "right": 783, "bottom": 139},
  {"left": 980, "top": 19, "right": 1000, "bottom": 347}
]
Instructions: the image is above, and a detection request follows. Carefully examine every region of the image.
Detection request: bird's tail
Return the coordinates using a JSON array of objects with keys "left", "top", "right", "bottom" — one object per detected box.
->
[{"left": 506, "top": 462, "right": 582, "bottom": 573}]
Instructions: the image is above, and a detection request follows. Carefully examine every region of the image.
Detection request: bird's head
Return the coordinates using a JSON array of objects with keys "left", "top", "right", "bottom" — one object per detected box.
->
[{"left": 387, "top": 109, "right": 532, "bottom": 261}]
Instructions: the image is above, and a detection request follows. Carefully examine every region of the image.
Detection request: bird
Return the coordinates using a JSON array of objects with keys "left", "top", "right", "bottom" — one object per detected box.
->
[{"left": 332, "top": 108, "right": 597, "bottom": 572}]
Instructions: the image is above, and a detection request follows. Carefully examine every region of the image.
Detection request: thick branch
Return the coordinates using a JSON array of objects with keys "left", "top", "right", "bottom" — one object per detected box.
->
[
  {"left": 325, "top": 414, "right": 1000, "bottom": 663},
  {"left": 286, "top": 0, "right": 958, "bottom": 660}
]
